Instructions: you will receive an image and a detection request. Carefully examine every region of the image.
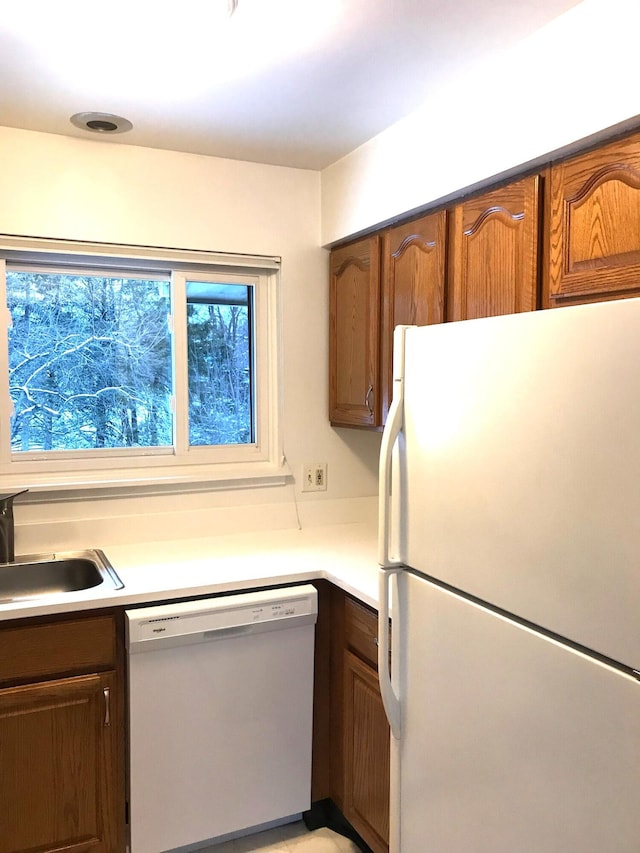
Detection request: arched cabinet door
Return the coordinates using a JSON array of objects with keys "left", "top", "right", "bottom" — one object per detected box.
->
[
  {"left": 448, "top": 175, "right": 541, "bottom": 321},
  {"left": 381, "top": 211, "right": 446, "bottom": 423},
  {"left": 329, "top": 235, "right": 381, "bottom": 428},
  {"left": 548, "top": 132, "right": 640, "bottom": 305}
]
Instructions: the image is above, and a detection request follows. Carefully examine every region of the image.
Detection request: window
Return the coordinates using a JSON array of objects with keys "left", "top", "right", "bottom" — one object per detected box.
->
[
  {"left": 185, "top": 279, "right": 252, "bottom": 448},
  {"left": 7, "top": 268, "right": 175, "bottom": 454},
  {"left": 0, "top": 237, "right": 285, "bottom": 494}
]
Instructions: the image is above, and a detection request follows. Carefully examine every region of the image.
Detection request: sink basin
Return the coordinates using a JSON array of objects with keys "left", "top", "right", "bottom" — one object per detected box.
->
[{"left": 0, "top": 549, "right": 124, "bottom": 604}]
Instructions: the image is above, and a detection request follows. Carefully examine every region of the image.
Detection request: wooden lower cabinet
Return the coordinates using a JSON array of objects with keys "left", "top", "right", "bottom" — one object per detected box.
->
[
  {"left": 326, "top": 587, "right": 390, "bottom": 853},
  {"left": 0, "top": 613, "right": 125, "bottom": 853},
  {"left": 343, "top": 650, "right": 391, "bottom": 852}
]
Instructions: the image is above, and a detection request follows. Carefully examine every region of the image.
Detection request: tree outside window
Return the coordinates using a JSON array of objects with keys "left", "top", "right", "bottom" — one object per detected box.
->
[{"left": 7, "top": 269, "right": 253, "bottom": 455}]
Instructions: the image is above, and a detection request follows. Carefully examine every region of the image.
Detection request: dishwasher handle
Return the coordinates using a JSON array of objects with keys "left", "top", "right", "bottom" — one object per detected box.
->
[{"left": 203, "top": 624, "right": 252, "bottom": 641}]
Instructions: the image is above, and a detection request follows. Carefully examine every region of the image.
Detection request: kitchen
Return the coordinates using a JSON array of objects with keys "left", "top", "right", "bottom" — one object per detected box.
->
[{"left": 1, "top": 0, "right": 639, "bottom": 851}]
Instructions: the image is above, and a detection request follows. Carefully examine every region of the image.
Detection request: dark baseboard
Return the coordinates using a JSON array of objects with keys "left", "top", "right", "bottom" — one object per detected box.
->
[{"left": 303, "top": 799, "right": 374, "bottom": 853}]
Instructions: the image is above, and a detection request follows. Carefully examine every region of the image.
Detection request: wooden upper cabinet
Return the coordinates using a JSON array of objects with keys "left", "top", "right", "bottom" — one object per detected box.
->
[
  {"left": 448, "top": 175, "right": 541, "bottom": 320},
  {"left": 547, "top": 132, "right": 640, "bottom": 304},
  {"left": 329, "top": 235, "right": 381, "bottom": 427},
  {"left": 380, "top": 211, "right": 446, "bottom": 422}
]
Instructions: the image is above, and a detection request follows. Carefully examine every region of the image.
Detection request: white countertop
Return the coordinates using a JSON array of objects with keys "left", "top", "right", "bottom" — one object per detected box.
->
[{"left": 0, "top": 521, "right": 380, "bottom": 621}]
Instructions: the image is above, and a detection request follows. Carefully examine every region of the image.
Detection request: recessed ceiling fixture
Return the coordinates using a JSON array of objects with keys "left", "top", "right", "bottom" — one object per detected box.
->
[{"left": 70, "top": 112, "right": 133, "bottom": 134}]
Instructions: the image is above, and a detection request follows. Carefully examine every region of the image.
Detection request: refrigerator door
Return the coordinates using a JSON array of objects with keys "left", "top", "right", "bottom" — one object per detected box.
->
[
  {"left": 397, "top": 570, "right": 640, "bottom": 853},
  {"left": 401, "top": 299, "right": 640, "bottom": 668}
]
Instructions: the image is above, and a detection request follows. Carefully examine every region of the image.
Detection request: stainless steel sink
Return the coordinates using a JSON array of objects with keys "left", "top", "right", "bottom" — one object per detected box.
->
[{"left": 0, "top": 549, "right": 124, "bottom": 604}]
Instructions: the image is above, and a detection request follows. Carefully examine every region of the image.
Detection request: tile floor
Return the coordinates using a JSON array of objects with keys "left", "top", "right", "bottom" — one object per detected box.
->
[{"left": 196, "top": 821, "right": 360, "bottom": 852}]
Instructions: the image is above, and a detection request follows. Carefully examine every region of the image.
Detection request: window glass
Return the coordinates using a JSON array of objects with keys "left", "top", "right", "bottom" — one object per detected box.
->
[
  {"left": 7, "top": 269, "right": 173, "bottom": 453},
  {"left": 186, "top": 280, "right": 253, "bottom": 447}
]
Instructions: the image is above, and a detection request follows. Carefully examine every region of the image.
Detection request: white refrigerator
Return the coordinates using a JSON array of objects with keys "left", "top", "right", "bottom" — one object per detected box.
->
[{"left": 377, "top": 298, "right": 640, "bottom": 852}]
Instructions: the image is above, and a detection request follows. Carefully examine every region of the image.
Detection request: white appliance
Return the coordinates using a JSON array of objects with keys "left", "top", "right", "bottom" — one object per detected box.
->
[
  {"left": 126, "top": 585, "right": 317, "bottom": 853},
  {"left": 377, "top": 299, "right": 640, "bottom": 852}
]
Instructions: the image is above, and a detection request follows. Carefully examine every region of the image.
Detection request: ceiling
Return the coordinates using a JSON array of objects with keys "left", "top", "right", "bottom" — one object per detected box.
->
[{"left": 0, "top": 0, "right": 581, "bottom": 171}]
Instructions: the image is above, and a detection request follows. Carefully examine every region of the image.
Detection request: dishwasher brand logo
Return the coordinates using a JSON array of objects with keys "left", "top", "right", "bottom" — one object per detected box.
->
[{"left": 152, "top": 627, "right": 167, "bottom": 634}]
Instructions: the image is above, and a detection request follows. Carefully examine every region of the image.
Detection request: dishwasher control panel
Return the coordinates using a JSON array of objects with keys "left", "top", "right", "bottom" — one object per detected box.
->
[{"left": 126, "top": 584, "right": 318, "bottom": 652}]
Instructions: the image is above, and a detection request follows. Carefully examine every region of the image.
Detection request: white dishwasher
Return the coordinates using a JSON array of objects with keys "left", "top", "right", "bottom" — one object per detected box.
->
[{"left": 125, "top": 584, "right": 317, "bottom": 853}]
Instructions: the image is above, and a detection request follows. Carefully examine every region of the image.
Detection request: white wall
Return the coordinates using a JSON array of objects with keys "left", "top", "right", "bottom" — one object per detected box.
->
[
  {"left": 321, "top": 0, "right": 640, "bottom": 245},
  {"left": 0, "top": 127, "right": 380, "bottom": 550}
]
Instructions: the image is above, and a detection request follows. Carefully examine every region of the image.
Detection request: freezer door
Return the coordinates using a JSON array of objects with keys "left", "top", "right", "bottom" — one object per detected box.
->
[
  {"left": 401, "top": 298, "right": 640, "bottom": 667},
  {"left": 396, "top": 571, "right": 640, "bottom": 853}
]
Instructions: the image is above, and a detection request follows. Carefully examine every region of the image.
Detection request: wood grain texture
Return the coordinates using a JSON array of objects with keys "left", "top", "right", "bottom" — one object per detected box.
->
[
  {"left": 0, "top": 614, "right": 116, "bottom": 686},
  {"left": 344, "top": 595, "right": 381, "bottom": 671},
  {"left": 448, "top": 176, "right": 540, "bottom": 320},
  {"left": 329, "top": 236, "right": 381, "bottom": 427},
  {"left": 0, "top": 612, "right": 126, "bottom": 853},
  {"left": 381, "top": 211, "right": 446, "bottom": 422},
  {"left": 329, "top": 590, "right": 390, "bottom": 851},
  {"left": 0, "top": 671, "right": 121, "bottom": 853},
  {"left": 548, "top": 131, "right": 640, "bottom": 303},
  {"left": 343, "top": 650, "right": 390, "bottom": 853}
]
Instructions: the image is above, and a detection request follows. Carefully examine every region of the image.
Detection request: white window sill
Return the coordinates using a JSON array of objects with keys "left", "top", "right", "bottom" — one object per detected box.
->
[{"left": 2, "top": 460, "right": 293, "bottom": 503}]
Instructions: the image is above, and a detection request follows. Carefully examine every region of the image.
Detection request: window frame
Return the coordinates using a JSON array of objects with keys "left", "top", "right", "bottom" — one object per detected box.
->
[{"left": 0, "top": 236, "right": 287, "bottom": 497}]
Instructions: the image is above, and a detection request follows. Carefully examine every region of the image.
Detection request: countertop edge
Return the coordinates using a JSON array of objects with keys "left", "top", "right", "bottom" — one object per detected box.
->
[{"left": 0, "top": 522, "right": 380, "bottom": 621}]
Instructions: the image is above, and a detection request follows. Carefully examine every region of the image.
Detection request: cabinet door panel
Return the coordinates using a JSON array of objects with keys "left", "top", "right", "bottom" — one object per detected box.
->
[
  {"left": 329, "top": 236, "right": 381, "bottom": 427},
  {"left": 0, "top": 672, "right": 119, "bottom": 853},
  {"left": 381, "top": 212, "right": 446, "bottom": 421},
  {"left": 343, "top": 649, "right": 390, "bottom": 853},
  {"left": 449, "top": 176, "right": 540, "bottom": 320},
  {"left": 548, "top": 132, "right": 640, "bottom": 303}
]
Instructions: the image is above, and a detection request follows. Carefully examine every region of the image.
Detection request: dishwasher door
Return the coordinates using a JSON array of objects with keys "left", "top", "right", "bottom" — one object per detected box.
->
[{"left": 126, "top": 585, "right": 318, "bottom": 853}]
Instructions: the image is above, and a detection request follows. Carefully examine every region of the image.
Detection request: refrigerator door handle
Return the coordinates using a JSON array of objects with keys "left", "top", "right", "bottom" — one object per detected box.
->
[
  {"left": 378, "top": 566, "right": 402, "bottom": 740},
  {"left": 378, "top": 389, "right": 403, "bottom": 567},
  {"left": 378, "top": 325, "right": 408, "bottom": 740},
  {"left": 378, "top": 324, "right": 409, "bottom": 569}
]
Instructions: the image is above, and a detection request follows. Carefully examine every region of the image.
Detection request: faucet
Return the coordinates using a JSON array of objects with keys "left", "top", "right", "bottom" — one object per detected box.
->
[{"left": 0, "top": 490, "right": 28, "bottom": 563}]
